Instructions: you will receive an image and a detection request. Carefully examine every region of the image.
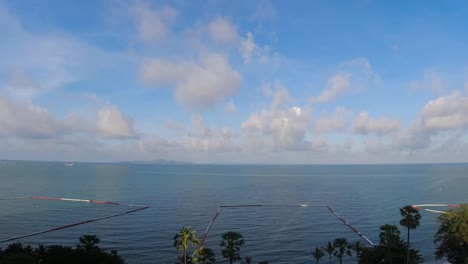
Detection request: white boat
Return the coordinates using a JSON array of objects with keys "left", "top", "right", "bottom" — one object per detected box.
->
[{"left": 65, "top": 163, "right": 74, "bottom": 166}]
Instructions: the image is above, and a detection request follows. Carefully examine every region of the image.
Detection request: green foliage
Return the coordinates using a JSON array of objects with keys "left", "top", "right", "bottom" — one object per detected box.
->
[
  {"left": 434, "top": 204, "right": 468, "bottom": 264},
  {"left": 174, "top": 226, "right": 200, "bottom": 264},
  {"left": 193, "top": 247, "right": 216, "bottom": 264},
  {"left": 379, "top": 224, "right": 401, "bottom": 247},
  {"left": 332, "top": 237, "right": 351, "bottom": 264},
  {"left": 0, "top": 235, "right": 124, "bottom": 264},
  {"left": 220, "top": 231, "right": 245, "bottom": 264},
  {"left": 400, "top": 205, "right": 422, "bottom": 230},
  {"left": 400, "top": 205, "right": 422, "bottom": 264},
  {"left": 78, "top": 235, "right": 101, "bottom": 251},
  {"left": 358, "top": 224, "right": 423, "bottom": 264},
  {"left": 311, "top": 247, "right": 324, "bottom": 263},
  {"left": 349, "top": 241, "right": 366, "bottom": 263},
  {"left": 322, "top": 241, "right": 335, "bottom": 264}
]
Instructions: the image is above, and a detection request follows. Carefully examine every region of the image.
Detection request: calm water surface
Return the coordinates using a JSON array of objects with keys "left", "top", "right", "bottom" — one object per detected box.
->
[{"left": 0, "top": 161, "right": 467, "bottom": 263}]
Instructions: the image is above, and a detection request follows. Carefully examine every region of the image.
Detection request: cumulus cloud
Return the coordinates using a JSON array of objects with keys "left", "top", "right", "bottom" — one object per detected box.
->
[
  {"left": 137, "top": 136, "right": 180, "bottom": 153},
  {"left": 208, "top": 18, "right": 238, "bottom": 43},
  {"left": 0, "top": 94, "right": 70, "bottom": 138},
  {"left": 132, "top": 3, "right": 177, "bottom": 42},
  {"left": 394, "top": 123, "right": 431, "bottom": 150},
  {"left": 242, "top": 106, "right": 312, "bottom": 151},
  {"left": 390, "top": 91, "right": 468, "bottom": 151},
  {"left": 353, "top": 112, "right": 400, "bottom": 136},
  {"left": 314, "top": 107, "right": 352, "bottom": 133},
  {"left": 160, "top": 115, "right": 238, "bottom": 153},
  {"left": 239, "top": 32, "right": 273, "bottom": 64},
  {"left": 97, "top": 104, "right": 137, "bottom": 139},
  {"left": 261, "top": 81, "right": 293, "bottom": 110},
  {"left": 419, "top": 92, "right": 468, "bottom": 131},
  {"left": 313, "top": 73, "right": 351, "bottom": 103},
  {"left": 140, "top": 52, "right": 241, "bottom": 109},
  {"left": 240, "top": 32, "right": 257, "bottom": 63}
]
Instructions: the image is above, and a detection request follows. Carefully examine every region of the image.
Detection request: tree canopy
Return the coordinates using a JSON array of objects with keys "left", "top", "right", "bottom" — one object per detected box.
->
[
  {"left": 0, "top": 235, "right": 124, "bottom": 264},
  {"left": 434, "top": 204, "right": 468, "bottom": 264}
]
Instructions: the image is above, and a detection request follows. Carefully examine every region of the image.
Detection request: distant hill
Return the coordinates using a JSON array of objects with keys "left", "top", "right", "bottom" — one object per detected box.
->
[{"left": 118, "top": 159, "right": 194, "bottom": 165}]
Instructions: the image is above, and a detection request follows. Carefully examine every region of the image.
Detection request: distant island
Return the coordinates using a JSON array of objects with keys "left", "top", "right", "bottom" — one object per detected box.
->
[{"left": 118, "top": 159, "right": 194, "bottom": 165}]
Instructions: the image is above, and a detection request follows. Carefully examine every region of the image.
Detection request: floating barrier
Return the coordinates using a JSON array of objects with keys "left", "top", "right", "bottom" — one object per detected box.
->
[
  {"left": 195, "top": 203, "right": 375, "bottom": 254},
  {"left": 0, "top": 196, "right": 149, "bottom": 244},
  {"left": 411, "top": 204, "right": 460, "bottom": 214},
  {"left": 326, "top": 206, "right": 375, "bottom": 246}
]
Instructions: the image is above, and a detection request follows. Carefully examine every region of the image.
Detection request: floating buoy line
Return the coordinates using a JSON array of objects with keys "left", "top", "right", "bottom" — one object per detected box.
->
[
  {"left": 411, "top": 203, "right": 460, "bottom": 214},
  {"left": 1, "top": 197, "right": 461, "bottom": 248},
  {"left": 0, "top": 196, "right": 149, "bottom": 244},
  {"left": 196, "top": 203, "right": 376, "bottom": 252}
]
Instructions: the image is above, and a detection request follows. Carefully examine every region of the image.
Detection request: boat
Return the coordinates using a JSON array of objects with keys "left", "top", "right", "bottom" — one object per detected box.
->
[{"left": 65, "top": 163, "right": 74, "bottom": 166}]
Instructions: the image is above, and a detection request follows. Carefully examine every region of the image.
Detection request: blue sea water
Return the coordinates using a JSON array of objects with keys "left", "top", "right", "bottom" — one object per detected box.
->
[{"left": 0, "top": 161, "right": 467, "bottom": 263}]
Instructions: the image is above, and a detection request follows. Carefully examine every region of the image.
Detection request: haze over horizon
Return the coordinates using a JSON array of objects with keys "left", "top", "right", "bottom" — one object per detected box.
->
[{"left": 1, "top": 0, "right": 468, "bottom": 164}]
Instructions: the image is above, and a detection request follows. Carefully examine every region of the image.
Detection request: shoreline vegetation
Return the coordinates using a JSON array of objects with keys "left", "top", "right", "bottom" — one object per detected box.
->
[{"left": 1, "top": 205, "right": 467, "bottom": 264}]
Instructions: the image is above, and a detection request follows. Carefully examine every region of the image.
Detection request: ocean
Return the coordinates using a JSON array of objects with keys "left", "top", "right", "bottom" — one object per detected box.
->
[{"left": 0, "top": 161, "right": 467, "bottom": 263}]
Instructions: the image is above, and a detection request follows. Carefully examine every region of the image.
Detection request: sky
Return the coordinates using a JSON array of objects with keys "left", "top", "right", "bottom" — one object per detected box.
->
[{"left": 1, "top": 0, "right": 468, "bottom": 164}]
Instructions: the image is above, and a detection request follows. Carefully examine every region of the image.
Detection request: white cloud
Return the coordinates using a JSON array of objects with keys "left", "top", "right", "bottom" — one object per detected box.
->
[
  {"left": 420, "top": 92, "right": 468, "bottom": 130},
  {"left": 242, "top": 106, "right": 312, "bottom": 150},
  {"left": 137, "top": 136, "right": 180, "bottom": 153},
  {"left": 391, "top": 90, "right": 468, "bottom": 151},
  {"left": 97, "top": 104, "right": 137, "bottom": 139},
  {"left": 314, "top": 107, "right": 352, "bottom": 133},
  {"left": 186, "top": 118, "right": 239, "bottom": 152},
  {"left": 0, "top": 94, "right": 71, "bottom": 138},
  {"left": 353, "top": 112, "right": 400, "bottom": 136},
  {"left": 313, "top": 73, "right": 351, "bottom": 103},
  {"left": 208, "top": 18, "right": 238, "bottom": 43},
  {"left": 261, "top": 81, "right": 293, "bottom": 110},
  {"left": 240, "top": 32, "right": 257, "bottom": 64},
  {"left": 239, "top": 32, "right": 273, "bottom": 64},
  {"left": 140, "top": 52, "right": 241, "bottom": 109},
  {"left": 132, "top": 3, "right": 177, "bottom": 42},
  {"left": 394, "top": 123, "right": 431, "bottom": 150}
]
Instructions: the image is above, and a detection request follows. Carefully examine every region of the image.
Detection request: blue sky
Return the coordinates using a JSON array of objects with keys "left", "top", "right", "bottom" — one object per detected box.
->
[{"left": 1, "top": 0, "right": 468, "bottom": 163}]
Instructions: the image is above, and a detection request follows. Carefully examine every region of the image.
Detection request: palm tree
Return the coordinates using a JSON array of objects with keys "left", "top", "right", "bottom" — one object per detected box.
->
[
  {"left": 400, "top": 205, "right": 422, "bottom": 264},
  {"left": 333, "top": 237, "right": 352, "bottom": 264},
  {"left": 322, "top": 241, "right": 335, "bottom": 264},
  {"left": 193, "top": 247, "right": 216, "bottom": 264},
  {"left": 174, "top": 226, "right": 200, "bottom": 264},
  {"left": 220, "top": 231, "right": 245, "bottom": 264},
  {"left": 34, "top": 244, "right": 47, "bottom": 263},
  {"left": 78, "top": 235, "right": 100, "bottom": 251},
  {"left": 349, "top": 241, "right": 365, "bottom": 263},
  {"left": 312, "top": 247, "right": 325, "bottom": 263},
  {"left": 379, "top": 224, "right": 401, "bottom": 264}
]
